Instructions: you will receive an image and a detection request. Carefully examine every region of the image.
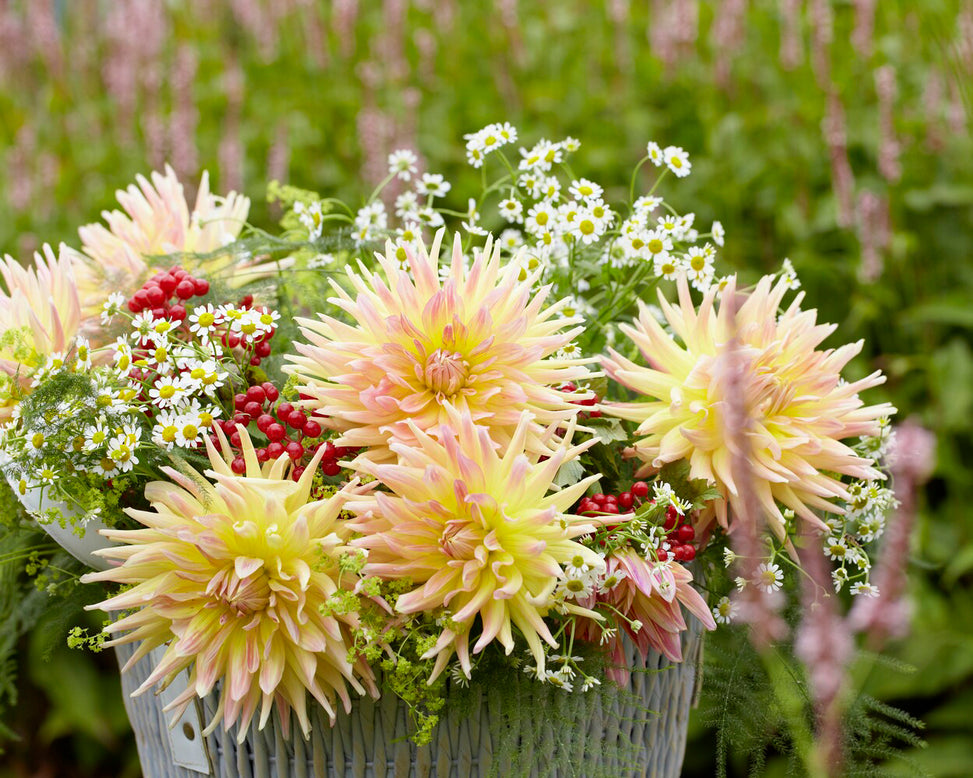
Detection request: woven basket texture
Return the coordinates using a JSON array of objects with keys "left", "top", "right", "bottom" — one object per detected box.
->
[{"left": 115, "top": 617, "right": 702, "bottom": 778}]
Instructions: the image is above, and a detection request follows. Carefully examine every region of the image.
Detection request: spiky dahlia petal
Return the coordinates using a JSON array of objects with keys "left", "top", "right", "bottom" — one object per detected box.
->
[
  {"left": 72, "top": 165, "right": 257, "bottom": 319},
  {"left": 0, "top": 245, "right": 83, "bottom": 422},
  {"left": 286, "top": 230, "right": 593, "bottom": 464},
  {"left": 603, "top": 275, "right": 895, "bottom": 538},
  {"left": 345, "top": 411, "right": 602, "bottom": 680},
  {"left": 82, "top": 427, "right": 376, "bottom": 741}
]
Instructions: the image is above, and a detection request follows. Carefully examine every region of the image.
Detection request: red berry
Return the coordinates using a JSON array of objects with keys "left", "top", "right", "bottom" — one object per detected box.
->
[
  {"left": 617, "top": 491, "right": 633, "bottom": 509},
  {"left": 220, "top": 420, "right": 236, "bottom": 435},
  {"left": 322, "top": 461, "right": 341, "bottom": 477},
  {"left": 292, "top": 466, "right": 306, "bottom": 482},
  {"left": 230, "top": 432, "right": 242, "bottom": 448},
  {"left": 145, "top": 286, "right": 166, "bottom": 306},
  {"left": 133, "top": 290, "right": 150, "bottom": 309},
  {"left": 657, "top": 548, "right": 669, "bottom": 561},
  {"left": 285, "top": 441, "right": 305, "bottom": 460},
  {"left": 266, "top": 423, "right": 286, "bottom": 442},
  {"left": 589, "top": 410, "right": 602, "bottom": 418},
  {"left": 674, "top": 544, "right": 696, "bottom": 562},
  {"left": 276, "top": 402, "right": 294, "bottom": 420},
  {"left": 303, "top": 420, "right": 322, "bottom": 438},
  {"left": 158, "top": 275, "right": 177, "bottom": 295},
  {"left": 244, "top": 401, "right": 263, "bottom": 418},
  {"left": 240, "top": 294, "right": 254, "bottom": 308},
  {"left": 256, "top": 414, "right": 275, "bottom": 432},
  {"left": 256, "top": 447, "right": 269, "bottom": 462},
  {"left": 233, "top": 412, "right": 251, "bottom": 426},
  {"left": 591, "top": 493, "right": 607, "bottom": 504},
  {"left": 254, "top": 340, "right": 272, "bottom": 358},
  {"left": 676, "top": 524, "right": 695, "bottom": 544},
  {"left": 230, "top": 457, "right": 246, "bottom": 474},
  {"left": 226, "top": 332, "right": 241, "bottom": 349},
  {"left": 169, "top": 304, "right": 187, "bottom": 321},
  {"left": 150, "top": 306, "right": 167, "bottom": 319},
  {"left": 193, "top": 279, "right": 210, "bottom": 296},
  {"left": 287, "top": 410, "right": 307, "bottom": 429},
  {"left": 322, "top": 442, "right": 337, "bottom": 460},
  {"left": 234, "top": 393, "right": 248, "bottom": 410},
  {"left": 603, "top": 494, "right": 617, "bottom": 504},
  {"left": 245, "top": 385, "right": 266, "bottom": 405},
  {"left": 266, "top": 441, "right": 285, "bottom": 459},
  {"left": 664, "top": 505, "right": 679, "bottom": 530},
  {"left": 249, "top": 356, "right": 261, "bottom": 366},
  {"left": 602, "top": 503, "right": 620, "bottom": 514},
  {"left": 561, "top": 383, "right": 576, "bottom": 392},
  {"left": 127, "top": 298, "right": 142, "bottom": 312},
  {"left": 631, "top": 481, "right": 649, "bottom": 499},
  {"left": 262, "top": 383, "right": 279, "bottom": 402}
]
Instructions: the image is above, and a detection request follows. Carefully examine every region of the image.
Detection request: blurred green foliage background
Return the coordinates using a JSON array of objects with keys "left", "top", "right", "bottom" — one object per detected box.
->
[{"left": 0, "top": 0, "right": 970, "bottom": 775}]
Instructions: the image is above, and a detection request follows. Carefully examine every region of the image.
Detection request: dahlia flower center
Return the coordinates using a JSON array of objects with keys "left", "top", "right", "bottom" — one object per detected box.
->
[
  {"left": 213, "top": 565, "right": 272, "bottom": 616},
  {"left": 438, "top": 520, "right": 482, "bottom": 560},
  {"left": 423, "top": 349, "right": 471, "bottom": 397}
]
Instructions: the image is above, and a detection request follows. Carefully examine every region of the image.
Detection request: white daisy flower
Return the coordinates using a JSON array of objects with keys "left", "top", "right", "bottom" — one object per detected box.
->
[
  {"left": 663, "top": 145, "right": 691, "bottom": 177},
  {"left": 101, "top": 292, "right": 127, "bottom": 324},
  {"left": 850, "top": 581, "right": 880, "bottom": 598},
  {"left": 713, "top": 596, "right": 736, "bottom": 625},
  {"left": 394, "top": 190, "right": 421, "bottom": 219},
  {"left": 498, "top": 198, "right": 524, "bottom": 224},
  {"left": 387, "top": 149, "right": 418, "bottom": 181},
  {"left": 569, "top": 178, "right": 603, "bottom": 202},
  {"left": 416, "top": 173, "right": 451, "bottom": 198},
  {"left": 754, "top": 562, "right": 784, "bottom": 593},
  {"left": 646, "top": 141, "right": 664, "bottom": 166}
]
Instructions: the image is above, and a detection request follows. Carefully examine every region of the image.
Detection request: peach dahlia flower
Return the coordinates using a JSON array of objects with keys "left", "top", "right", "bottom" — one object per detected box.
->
[
  {"left": 345, "top": 411, "right": 604, "bottom": 681},
  {"left": 603, "top": 275, "right": 894, "bottom": 538},
  {"left": 73, "top": 165, "right": 252, "bottom": 316},
  {"left": 0, "top": 245, "right": 82, "bottom": 423},
  {"left": 287, "top": 231, "right": 591, "bottom": 464},
  {"left": 83, "top": 428, "right": 376, "bottom": 741},
  {"left": 573, "top": 550, "right": 715, "bottom": 685}
]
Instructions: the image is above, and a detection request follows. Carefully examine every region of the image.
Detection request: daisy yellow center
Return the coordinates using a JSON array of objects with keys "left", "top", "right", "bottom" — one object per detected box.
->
[
  {"left": 423, "top": 348, "right": 471, "bottom": 398},
  {"left": 648, "top": 238, "right": 664, "bottom": 254}
]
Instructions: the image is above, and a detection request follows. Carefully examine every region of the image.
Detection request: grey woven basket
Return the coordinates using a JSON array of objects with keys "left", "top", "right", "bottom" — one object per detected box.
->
[{"left": 114, "top": 617, "right": 702, "bottom": 778}]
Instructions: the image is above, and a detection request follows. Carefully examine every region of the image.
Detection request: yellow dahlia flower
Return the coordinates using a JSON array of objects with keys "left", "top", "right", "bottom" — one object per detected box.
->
[
  {"left": 82, "top": 427, "right": 377, "bottom": 741},
  {"left": 345, "top": 410, "right": 604, "bottom": 682},
  {"left": 603, "top": 275, "right": 894, "bottom": 538},
  {"left": 73, "top": 165, "right": 252, "bottom": 316},
  {"left": 0, "top": 245, "right": 82, "bottom": 423},
  {"left": 287, "top": 231, "right": 591, "bottom": 464}
]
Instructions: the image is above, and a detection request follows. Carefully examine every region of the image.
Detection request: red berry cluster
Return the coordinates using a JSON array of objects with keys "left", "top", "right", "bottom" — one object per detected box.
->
[
  {"left": 576, "top": 480, "right": 698, "bottom": 562},
  {"left": 560, "top": 383, "right": 601, "bottom": 419},
  {"left": 217, "top": 386, "right": 357, "bottom": 481},
  {"left": 127, "top": 266, "right": 210, "bottom": 320}
]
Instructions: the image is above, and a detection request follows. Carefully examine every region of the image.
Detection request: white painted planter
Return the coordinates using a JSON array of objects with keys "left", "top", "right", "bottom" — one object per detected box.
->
[{"left": 0, "top": 451, "right": 114, "bottom": 571}]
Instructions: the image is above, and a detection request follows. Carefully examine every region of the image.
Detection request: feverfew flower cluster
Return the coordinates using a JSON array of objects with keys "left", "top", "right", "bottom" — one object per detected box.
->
[{"left": 2, "top": 264, "right": 280, "bottom": 501}]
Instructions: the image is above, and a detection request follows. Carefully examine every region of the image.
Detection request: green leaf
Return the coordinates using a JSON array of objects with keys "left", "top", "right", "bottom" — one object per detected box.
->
[{"left": 553, "top": 458, "right": 585, "bottom": 489}]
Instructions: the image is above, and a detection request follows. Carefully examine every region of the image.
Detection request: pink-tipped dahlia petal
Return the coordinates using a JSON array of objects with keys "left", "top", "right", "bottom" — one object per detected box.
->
[
  {"left": 603, "top": 275, "right": 895, "bottom": 538},
  {"left": 345, "top": 411, "right": 600, "bottom": 680},
  {"left": 83, "top": 428, "right": 376, "bottom": 740},
  {"left": 286, "top": 231, "right": 592, "bottom": 464},
  {"left": 0, "top": 245, "right": 83, "bottom": 422},
  {"left": 72, "top": 165, "right": 257, "bottom": 319}
]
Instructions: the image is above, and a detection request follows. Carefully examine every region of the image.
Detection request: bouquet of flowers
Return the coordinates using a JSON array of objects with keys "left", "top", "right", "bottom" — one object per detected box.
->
[{"left": 0, "top": 126, "right": 897, "bottom": 774}]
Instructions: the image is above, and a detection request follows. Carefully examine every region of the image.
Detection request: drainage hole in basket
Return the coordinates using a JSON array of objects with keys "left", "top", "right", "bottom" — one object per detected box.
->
[{"left": 182, "top": 722, "right": 196, "bottom": 741}]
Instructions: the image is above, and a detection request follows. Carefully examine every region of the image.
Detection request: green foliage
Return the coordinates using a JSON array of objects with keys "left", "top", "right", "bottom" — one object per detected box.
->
[{"left": 696, "top": 624, "right": 930, "bottom": 778}]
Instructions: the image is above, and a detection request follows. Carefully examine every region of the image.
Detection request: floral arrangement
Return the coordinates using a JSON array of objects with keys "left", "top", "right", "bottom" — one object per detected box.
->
[{"left": 0, "top": 127, "right": 897, "bottom": 747}]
